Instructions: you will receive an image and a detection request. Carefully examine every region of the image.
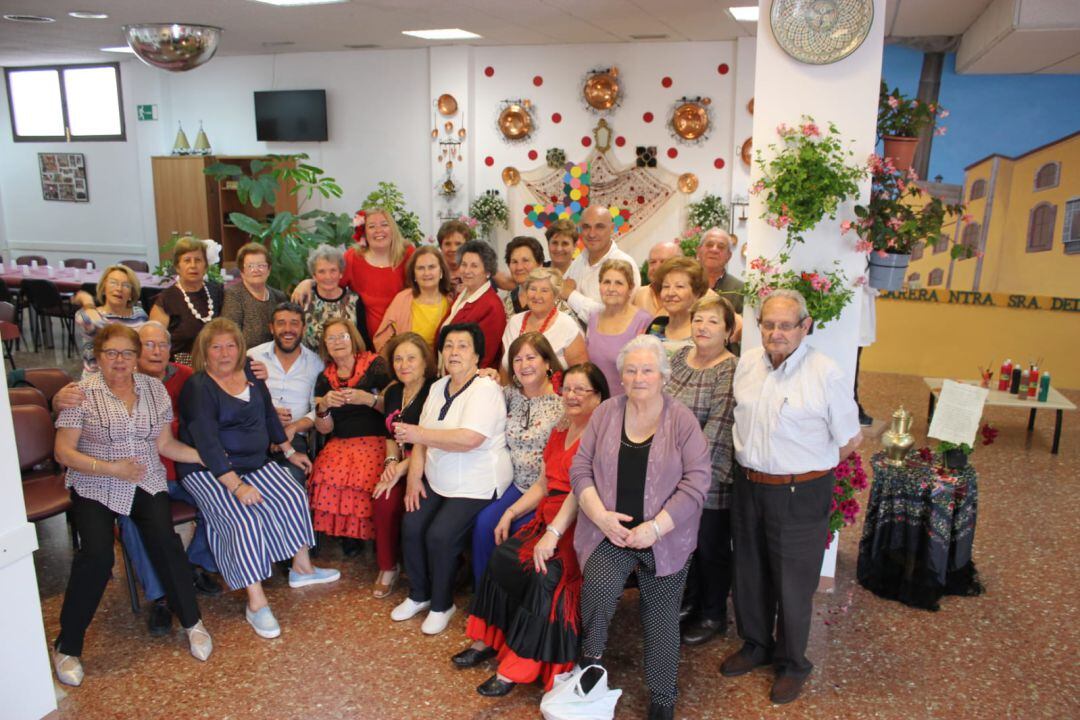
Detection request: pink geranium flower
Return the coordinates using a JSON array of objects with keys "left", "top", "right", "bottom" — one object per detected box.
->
[
  {"left": 887, "top": 96, "right": 900, "bottom": 109},
  {"left": 801, "top": 122, "right": 821, "bottom": 138},
  {"left": 840, "top": 220, "right": 854, "bottom": 234},
  {"left": 855, "top": 240, "right": 873, "bottom": 254}
]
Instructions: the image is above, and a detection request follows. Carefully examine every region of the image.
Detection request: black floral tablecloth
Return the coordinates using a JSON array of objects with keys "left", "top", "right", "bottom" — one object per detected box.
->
[{"left": 856, "top": 450, "right": 984, "bottom": 610}]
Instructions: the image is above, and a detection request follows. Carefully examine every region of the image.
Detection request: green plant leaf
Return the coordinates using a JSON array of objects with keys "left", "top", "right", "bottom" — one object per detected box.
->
[{"left": 231, "top": 213, "right": 267, "bottom": 237}]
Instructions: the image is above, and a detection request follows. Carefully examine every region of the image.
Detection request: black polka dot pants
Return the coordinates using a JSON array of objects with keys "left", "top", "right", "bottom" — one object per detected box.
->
[{"left": 579, "top": 540, "right": 691, "bottom": 708}]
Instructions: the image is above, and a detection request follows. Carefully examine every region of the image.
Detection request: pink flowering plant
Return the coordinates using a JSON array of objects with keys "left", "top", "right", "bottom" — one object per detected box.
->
[
  {"left": 827, "top": 452, "right": 868, "bottom": 547},
  {"left": 847, "top": 154, "right": 969, "bottom": 258},
  {"left": 741, "top": 256, "right": 855, "bottom": 329},
  {"left": 877, "top": 81, "right": 948, "bottom": 139},
  {"left": 752, "top": 116, "right": 866, "bottom": 249}
]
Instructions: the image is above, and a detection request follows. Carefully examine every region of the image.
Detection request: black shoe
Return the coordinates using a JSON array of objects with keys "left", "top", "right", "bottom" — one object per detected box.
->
[
  {"left": 678, "top": 600, "right": 695, "bottom": 623},
  {"left": 147, "top": 598, "right": 172, "bottom": 637},
  {"left": 192, "top": 566, "right": 223, "bottom": 596},
  {"left": 342, "top": 538, "right": 364, "bottom": 557},
  {"left": 858, "top": 409, "right": 874, "bottom": 427},
  {"left": 648, "top": 702, "right": 675, "bottom": 720},
  {"left": 476, "top": 675, "right": 515, "bottom": 697},
  {"left": 681, "top": 616, "right": 726, "bottom": 646},
  {"left": 452, "top": 646, "right": 497, "bottom": 669}
]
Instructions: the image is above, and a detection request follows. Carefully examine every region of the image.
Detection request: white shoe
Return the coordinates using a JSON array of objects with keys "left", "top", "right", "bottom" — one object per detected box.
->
[
  {"left": 186, "top": 620, "right": 213, "bottom": 661},
  {"left": 421, "top": 605, "right": 457, "bottom": 635},
  {"left": 53, "top": 649, "right": 84, "bottom": 687},
  {"left": 391, "top": 597, "right": 431, "bottom": 622}
]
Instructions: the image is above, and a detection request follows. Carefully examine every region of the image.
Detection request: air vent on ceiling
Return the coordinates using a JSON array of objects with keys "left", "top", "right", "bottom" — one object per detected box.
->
[
  {"left": 630, "top": 33, "right": 668, "bottom": 40},
  {"left": 262, "top": 41, "right": 296, "bottom": 47},
  {"left": 343, "top": 44, "right": 380, "bottom": 49},
  {"left": 3, "top": 14, "right": 56, "bottom": 23}
]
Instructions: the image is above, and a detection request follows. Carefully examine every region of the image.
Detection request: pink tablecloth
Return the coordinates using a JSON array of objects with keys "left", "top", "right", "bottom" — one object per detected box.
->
[{"left": 0, "top": 265, "right": 171, "bottom": 293}]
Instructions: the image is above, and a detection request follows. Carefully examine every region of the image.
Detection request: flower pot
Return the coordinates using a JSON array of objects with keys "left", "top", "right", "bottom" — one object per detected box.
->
[
  {"left": 867, "top": 252, "right": 911, "bottom": 291},
  {"left": 944, "top": 448, "right": 968, "bottom": 469},
  {"left": 882, "top": 136, "right": 919, "bottom": 172}
]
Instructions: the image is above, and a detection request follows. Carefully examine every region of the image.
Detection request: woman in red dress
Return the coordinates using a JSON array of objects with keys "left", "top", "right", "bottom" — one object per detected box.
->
[
  {"left": 293, "top": 207, "right": 415, "bottom": 342},
  {"left": 451, "top": 363, "right": 611, "bottom": 696}
]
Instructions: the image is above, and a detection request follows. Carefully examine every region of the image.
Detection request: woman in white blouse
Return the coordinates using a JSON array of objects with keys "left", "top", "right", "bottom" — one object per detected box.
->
[
  {"left": 500, "top": 267, "right": 587, "bottom": 380},
  {"left": 389, "top": 322, "right": 511, "bottom": 635}
]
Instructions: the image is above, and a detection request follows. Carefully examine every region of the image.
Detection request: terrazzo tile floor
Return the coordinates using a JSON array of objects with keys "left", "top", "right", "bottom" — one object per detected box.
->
[{"left": 28, "top": 371, "right": 1080, "bottom": 719}]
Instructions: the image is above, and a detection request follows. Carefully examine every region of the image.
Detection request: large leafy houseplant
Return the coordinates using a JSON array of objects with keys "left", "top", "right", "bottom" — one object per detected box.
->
[
  {"left": 741, "top": 256, "right": 856, "bottom": 330},
  {"left": 361, "top": 182, "right": 424, "bottom": 245},
  {"left": 752, "top": 117, "right": 866, "bottom": 249},
  {"left": 204, "top": 154, "right": 353, "bottom": 291}
]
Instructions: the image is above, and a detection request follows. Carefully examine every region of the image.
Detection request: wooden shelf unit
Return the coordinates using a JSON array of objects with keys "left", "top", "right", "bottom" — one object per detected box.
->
[{"left": 151, "top": 155, "right": 297, "bottom": 267}]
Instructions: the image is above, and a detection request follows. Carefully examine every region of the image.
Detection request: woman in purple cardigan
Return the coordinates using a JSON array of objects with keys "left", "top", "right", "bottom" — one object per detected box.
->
[{"left": 570, "top": 334, "right": 710, "bottom": 720}]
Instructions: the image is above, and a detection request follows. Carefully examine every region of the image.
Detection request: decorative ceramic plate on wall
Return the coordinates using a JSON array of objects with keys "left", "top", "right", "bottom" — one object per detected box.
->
[{"left": 770, "top": 0, "right": 874, "bottom": 65}]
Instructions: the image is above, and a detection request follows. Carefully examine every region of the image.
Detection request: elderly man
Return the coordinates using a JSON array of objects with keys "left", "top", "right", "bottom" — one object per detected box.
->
[
  {"left": 559, "top": 204, "right": 640, "bottom": 323},
  {"left": 723, "top": 289, "right": 862, "bottom": 705},
  {"left": 697, "top": 228, "right": 743, "bottom": 314},
  {"left": 54, "top": 321, "right": 223, "bottom": 636},
  {"left": 248, "top": 302, "right": 324, "bottom": 483},
  {"left": 632, "top": 240, "right": 681, "bottom": 315}
]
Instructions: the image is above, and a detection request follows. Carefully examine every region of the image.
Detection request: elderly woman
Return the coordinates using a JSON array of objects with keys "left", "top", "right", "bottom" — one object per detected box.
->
[
  {"left": 502, "top": 236, "right": 546, "bottom": 316},
  {"left": 472, "top": 332, "right": 565, "bottom": 587},
  {"left": 438, "top": 218, "right": 472, "bottom": 292},
  {"left": 544, "top": 219, "right": 577, "bottom": 277},
  {"left": 370, "top": 332, "right": 437, "bottom": 598},
  {"left": 74, "top": 264, "right": 147, "bottom": 374},
  {"left": 585, "top": 259, "right": 653, "bottom": 395},
  {"left": 500, "top": 268, "right": 586, "bottom": 376},
  {"left": 389, "top": 323, "right": 511, "bottom": 635},
  {"left": 373, "top": 246, "right": 453, "bottom": 353},
  {"left": 150, "top": 236, "right": 224, "bottom": 366},
  {"left": 439, "top": 241, "right": 507, "bottom": 369},
  {"left": 222, "top": 242, "right": 287, "bottom": 348},
  {"left": 571, "top": 334, "right": 710, "bottom": 720},
  {"left": 664, "top": 296, "right": 738, "bottom": 647},
  {"left": 293, "top": 207, "right": 415, "bottom": 341},
  {"left": 309, "top": 318, "right": 391, "bottom": 548},
  {"left": 300, "top": 244, "right": 368, "bottom": 352},
  {"left": 455, "top": 363, "right": 610, "bottom": 697},
  {"left": 178, "top": 318, "right": 338, "bottom": 640},
  {"left": 52, "top": 324, "right": 213, "bottom": 687},
  {"left": 647, "top": 257, "right": 709, "bottom": 356}
]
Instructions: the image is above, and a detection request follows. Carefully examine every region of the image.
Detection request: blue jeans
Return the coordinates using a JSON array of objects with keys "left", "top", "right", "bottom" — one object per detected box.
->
[
  {"left": 118, "top": 481, "right": 218, "bottom": 602},
  {"left": 470, "top": 485, "right": 534, "bottom": 587}
]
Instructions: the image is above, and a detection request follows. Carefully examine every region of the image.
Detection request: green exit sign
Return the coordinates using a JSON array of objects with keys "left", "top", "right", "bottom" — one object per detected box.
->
[{"left": 137, "top": 104, "right": 158, "bottom": 121}]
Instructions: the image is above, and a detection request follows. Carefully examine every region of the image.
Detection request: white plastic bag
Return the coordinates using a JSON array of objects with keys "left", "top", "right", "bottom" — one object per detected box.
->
[{"left": 540, "top": 665, "right": 622, "bottom": 720}]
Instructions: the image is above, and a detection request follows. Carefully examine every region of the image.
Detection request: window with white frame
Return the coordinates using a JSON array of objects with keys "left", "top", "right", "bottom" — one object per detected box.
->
[
  {"left": 4, "top": 62, "right": 125, "bottom": 142},
  {"left": 1063, "top": 199, "right": 1080, "bottom": 255}
]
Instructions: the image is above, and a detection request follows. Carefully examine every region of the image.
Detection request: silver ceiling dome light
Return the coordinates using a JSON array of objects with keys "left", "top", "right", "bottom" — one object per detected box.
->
[{"left": 122, "top": 23, "right": 222, "bottom": 72}]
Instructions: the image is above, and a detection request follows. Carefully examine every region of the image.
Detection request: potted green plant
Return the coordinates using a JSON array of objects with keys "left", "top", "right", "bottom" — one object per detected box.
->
[
  {"left": 686, "top": 193, "right": 730, "bottom": 234},
  {"left": 846, "top": 154, "right": 969, "bottom": 291},
  {"left": 877, "top": 81, "right": 948, "bottom": 172},
  {"left": 740, "top": 255, "right": 855, "bottom": 330},
  {"left": 469, "top": 189, "right": 510, "bottom": 242},
  {"left": 751, "top": 116, "right": 866, "bottom": 250},
  {"left": 361, "top": 181, "right": 424, "bottom": 245}
]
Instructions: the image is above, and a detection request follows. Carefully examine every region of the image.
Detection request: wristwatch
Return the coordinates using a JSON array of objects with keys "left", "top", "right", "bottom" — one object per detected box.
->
[{"left": 282, "top": 446, "right": 296, "bottom": 459}]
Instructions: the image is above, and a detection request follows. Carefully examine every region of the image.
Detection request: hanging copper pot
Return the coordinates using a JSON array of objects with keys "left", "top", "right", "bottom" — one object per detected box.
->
[
  {"left": 498, "top": 104, "right": 532, "bottom": 140},
  {"left": 431, "top": 128, "right": 438, "bottom": 139},
  {"left": 741, "top": 137, "right": 753, "bottom": 166},
  {"left": 444, "top": 120, "right": 453, "bottom": 133},
  {"left": 677, "top": 173, "right": 699, "bottom": 193},
  {"left": 458, "top": 128, "right": 466, "bottom": 139},
  {"left": 584, "top": 68, "right": 620, "bottom": 111},
  {"left": 747, "top": 97, "right": 754, "bottom": 115},
  {"left": 437, "top": 93, "right": 458, "bottom": 116},
  {"left": 501, "top": 166, "right": 521, "bottom": 186},
  {"left": 672, "top": 101, "right": 709, "bottom": 140}
]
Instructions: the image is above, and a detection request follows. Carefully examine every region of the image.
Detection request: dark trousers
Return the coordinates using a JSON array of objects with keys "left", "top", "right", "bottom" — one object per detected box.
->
[
  {"left": 58, "top": 488, "right": 201, "bottom": 656},
  {"left": 271, "top": 433, "right": 310, "bottom": 484},
  {"left": 689, "top": 508, "right": 733, "bottom": 621},
  {"left": 731, "top": 467, "right": 833, "bottom": 678},
  {"left": 579, "top": 541, "right": 690, "bottom": 708},
  {"left": 401, "top": 481, "right": 490, "bottom": 612}
]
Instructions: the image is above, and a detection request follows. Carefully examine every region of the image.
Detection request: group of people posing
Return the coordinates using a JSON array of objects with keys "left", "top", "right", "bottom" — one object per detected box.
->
[{"left": 51, "top": 203, "right": 862, "bottom": 718}]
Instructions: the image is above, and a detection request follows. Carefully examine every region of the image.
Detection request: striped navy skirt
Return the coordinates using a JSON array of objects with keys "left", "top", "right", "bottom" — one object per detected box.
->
[{"left": 181, "top": 462, "right": 316, "bottom": 590}]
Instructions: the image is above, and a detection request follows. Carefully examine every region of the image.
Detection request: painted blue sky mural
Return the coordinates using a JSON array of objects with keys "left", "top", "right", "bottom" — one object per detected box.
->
[{"left": 882, "top": 45, "right": 1080, "bottom": 185}]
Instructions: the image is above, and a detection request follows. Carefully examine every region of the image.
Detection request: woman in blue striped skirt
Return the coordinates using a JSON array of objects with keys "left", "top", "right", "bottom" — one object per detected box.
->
[{"left": 178, "top": 318, "right": 340, "bottom": 639}]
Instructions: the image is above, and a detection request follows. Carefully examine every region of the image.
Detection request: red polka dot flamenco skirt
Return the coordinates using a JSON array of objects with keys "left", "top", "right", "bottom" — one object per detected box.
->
[{"left": 309, "top": 435, "right": 384, "bottom": 539}]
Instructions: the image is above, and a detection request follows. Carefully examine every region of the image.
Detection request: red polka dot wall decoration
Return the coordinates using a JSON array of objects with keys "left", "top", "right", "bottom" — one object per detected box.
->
[
  {"left": 643, "top": 111, "right": 654, "bottom": 123},
  {"left": 717, "top": 63, "right": 729, "bottom": 75},
  {"left": 484, "top": 156, "right": 494, "bottom": 166},
  {"left": 667, "top": 148, "right": 679, "bottom": 159},
  {"left": 551, "top": 112, "right": 562, "bottom": 124},
  {"left": 615, "top": 136, "right": 626, "bottom": 147},
  {"left": 528, "top": 149, "right": 538, "bottom": 161},
  {"left": 533, "top": 75, "right": 543, "bottom": 86},
  {"left": 484, "top": 66, "right": 495, "bottom": 77},
  {"left": 661, "top": 76, "right": 673, "bottom": 88},
  {"left": 714, "top": 158, "right": 726, "bottom": 169},
  {"left": 581, "top": 136, "right": 592, "bottom": 148}
]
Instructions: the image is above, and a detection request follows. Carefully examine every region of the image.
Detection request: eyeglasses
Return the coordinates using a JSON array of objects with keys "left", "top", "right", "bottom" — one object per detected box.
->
[
  {"left": 105, "top": 279, "right": 134, "bottom": 290},
  {"left": 760, "top": 321, "right": 803, "bottom": 332},
  {"left": 142, "top": 340, "right": 171, "bottom": 351},
  {"left": 325, "top": 333, "right": 351, "bottom": 343},
  {"left": 102, "top": 349, "right": 137, "bottom": 360},
  {"left": 244, "top": 263, "right": 269, "bottom": 271},
  {"left": 563, "top": 386, "right": 596, "bottom": 397}
]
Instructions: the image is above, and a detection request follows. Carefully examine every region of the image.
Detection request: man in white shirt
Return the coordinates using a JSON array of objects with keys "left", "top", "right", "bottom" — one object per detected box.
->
[
  {"left": 248, "top": 302, "right": 324, "bottom": 482},
  {"left": 559, "top": 204, "right": 639, "bottom": 323},
  {"left": 723, "top": 289, "right": 862, "bottom": 705}
]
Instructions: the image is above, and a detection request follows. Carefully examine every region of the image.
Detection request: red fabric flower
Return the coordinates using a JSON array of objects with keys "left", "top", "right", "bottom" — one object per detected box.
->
[{"left": 980, "top": 423, "right": 998, "bottom": 446}]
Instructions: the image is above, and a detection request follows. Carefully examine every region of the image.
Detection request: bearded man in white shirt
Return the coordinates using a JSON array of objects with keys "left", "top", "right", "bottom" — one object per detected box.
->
[
  {"left": 559, "top": 204, "right": 639, "bottom": 323},
  {"left": 723, "top": 289, "right": 862, "bottom": 705}
]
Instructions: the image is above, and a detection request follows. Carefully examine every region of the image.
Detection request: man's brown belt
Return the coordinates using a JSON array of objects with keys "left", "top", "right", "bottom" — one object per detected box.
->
[{"left": 745, "top": 468, "right": 831, "bottom": 485}]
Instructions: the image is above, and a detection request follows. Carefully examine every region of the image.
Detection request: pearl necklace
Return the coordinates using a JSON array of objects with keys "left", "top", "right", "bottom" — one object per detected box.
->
[{"left": 180, "top": 284, "right": 214, "bottom": 323}]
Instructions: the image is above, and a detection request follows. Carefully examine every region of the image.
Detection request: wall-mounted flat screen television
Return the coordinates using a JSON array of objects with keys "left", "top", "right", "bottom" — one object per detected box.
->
[{"left": 254, "top": 89, "right": 327, "bottom": 142}]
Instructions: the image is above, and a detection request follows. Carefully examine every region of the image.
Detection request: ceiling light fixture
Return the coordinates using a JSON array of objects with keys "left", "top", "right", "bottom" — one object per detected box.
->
[
  {"left": 123, "top": 24, "right": 223, "bottom": 72},
  {"left": 69, "top": 11, "right": 110, "bottom": 20},
  {"left": 2, "top": 14, "right": 56, "bottom": 23},
  {"left": 248, "top": 0, "right": 349, "bottom": 6},
  {"left": 729, "top": 6, "right": 759, "bottom": 22},
  {"left": 402, "top": 28, "right": 481, "bottom": 40},
  {"left": 343, "top": 44, "right": 380, "bottom": 49},
  {"left": 101, "top": 46, "right": 136, "bottom": 53}
]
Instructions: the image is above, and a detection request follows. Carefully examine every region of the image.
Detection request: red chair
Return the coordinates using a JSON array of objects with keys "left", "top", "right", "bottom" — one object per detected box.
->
[
  {"left": 0, "top": 300, "right": 20, "bottom": 367},
  {"left": 9, "top": 386, "right": 47, "bottom": 409},
  {"left": 63, "top": 258, "right": 95, "bottom": 269},
  {"left": 12, "top": 405, "right": 74, "bottom": 534},
  {"left": 23, "top": 367, "right": 74, "bottom": 411},
  {"left": 120, "top": 259, "right": 149, "bottom": 273},
  {"left": 15, "top": 255, "right": 48, "bottom": 266}
]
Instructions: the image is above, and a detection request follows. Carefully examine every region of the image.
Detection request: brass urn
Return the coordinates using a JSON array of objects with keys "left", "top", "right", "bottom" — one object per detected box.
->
[{"left": 881, "top": 406, "right": 915, "bottom": 466}]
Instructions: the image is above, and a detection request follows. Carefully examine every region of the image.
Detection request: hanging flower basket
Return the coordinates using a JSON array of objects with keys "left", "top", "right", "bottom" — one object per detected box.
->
[
  {"left": 881, "top": 136, "right": 919, "bottom": 172},
  {"left": 866, "top": 251, "right": 911, "bottom": 291}
]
